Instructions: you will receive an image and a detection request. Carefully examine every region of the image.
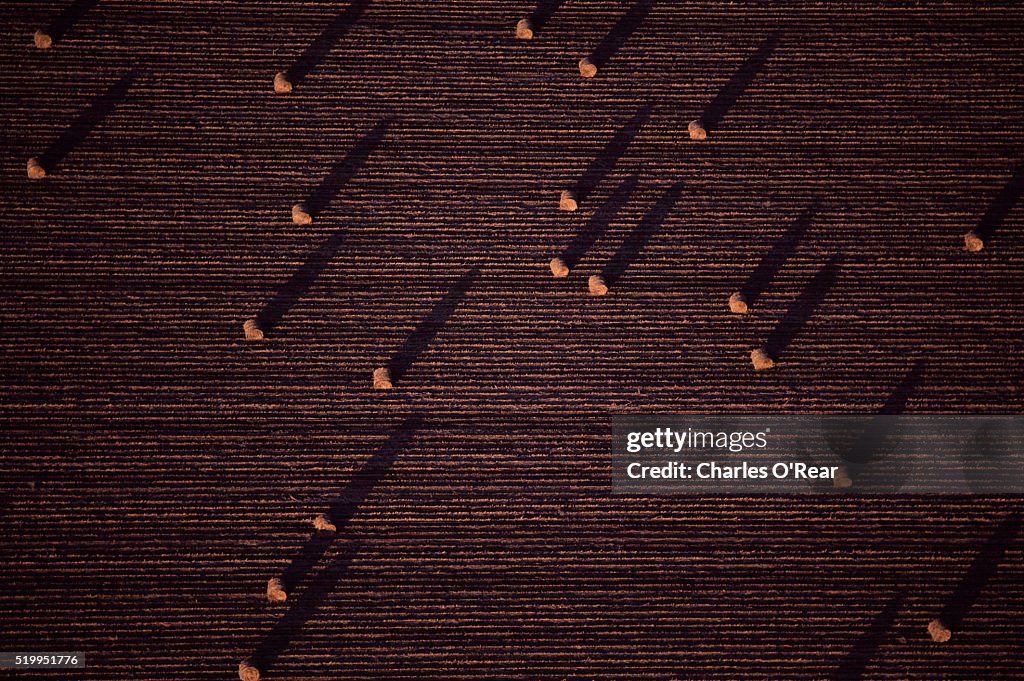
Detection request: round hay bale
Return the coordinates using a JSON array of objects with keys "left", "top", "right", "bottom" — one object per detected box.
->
[
  {"left": 549, "top": 257, "right": 570, "bottom": 278},
  {"left": 266, "top": 577, "right": 287, "bottom": 603},
  {"left": 688, "top": 119, "right": 707, "bottom": 141},
  {"left": 728, "top": 291, "right": 749, "bottom": 314},
  {"left": 559, "top": 189, "right": 578, "bottom": 212},
  {"left": 963, "top": 230, "right": 984, "bottom": 252},
  {"left": 588, "top": 274, "right": 608, "bottom": 296},
  {"left": 832, "top": 466, "right": 853, "bottom": 489},
  {"left": 33, "top": 30, "right": 53, "bottom": 49},
  {"left": 313, "top": 513, "right": 337, "bottom": 532},
  {"left": 291, "top": 202, "right": 312, "bottom": 225},
  {"left": 578, "top": 57, "right": 598, "bottom": 78},
  {"left": 373, "top": 366, "right": 393, "bottom": 390},
  {"left": 238, "top": 660, "right": 261, "bottom": 681},
  {"left": 27, "top": 157, "right": 46, "bottom": 180},
  {"left": 243, "top": 319, "right": 264, "bottom": 341},
  {"left": 516, "top": 18, "right": 534, "bottom": 40},
  {"left": 273, "top": 71, "right": 293, "bottom": 94},
  {"left": 750, "top": 347, "right": 774, "bottom": 370},
  {"left": 928, "top": 618, "right": 951, "bottom": 643}
]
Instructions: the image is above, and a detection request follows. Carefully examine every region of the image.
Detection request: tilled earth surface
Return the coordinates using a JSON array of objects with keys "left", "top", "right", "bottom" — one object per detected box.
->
[{"left": 1, "top": 1, "right": 1023, "bottom": 679}]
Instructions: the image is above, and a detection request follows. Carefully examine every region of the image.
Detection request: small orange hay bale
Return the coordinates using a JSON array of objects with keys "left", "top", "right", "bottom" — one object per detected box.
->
[
  {"left": 832, "top": 466, "right": 853, "bottom": 489},
  {"left": 559, "top": 189, "right": 578, "bottom": 212},
  {"left": 313, "top": 513, "right": 337, "bottom": 532},
  {"left": 27, "top": 157, "right": 46, "bottom": 180},
  {"left": 928, "top": 618, "right": 951, "bottom": 643},
  {"left": 516, "top": 18, "right": 534, "bottom": 40},
  {"left": 243, "top": 318, "right": 264, "bottom": 341},
  {"left": 33, "top": 30, "right": 53, "bottom": 49},
  {"left": 728, "top": 292, "right": 748, "bottom": 314},
  {"left": 688, "top": 119, "right": 708, "bottom": 141},
  {"left": 273, "top": 71, "right": 293, "bottom": 94},
  {"left": 238, "top": 660, "right": 261, "bottom": 681},
  {"left": 588, "top": 274, "right": 608, "bottom": 296},
  {"left": 373, "top": 366, "right": 393, "bottom": 390},
  {"left": 266, "top": 577, "right": 287, "bottom": 603},
  {"left": 578, "top": 57, "right": 598, "bottom": 78},
  {"left": 291, "top": 202, "right": 312, "bottom": 225},
  {"left": 963, "top": 230, "right": 984, "bottom": 252},
  {"left": 750, "top": 347, "right": 774, "bottom": 370},
  {"left": 550, "top": 257, "right": 570, "bottom": 278}
]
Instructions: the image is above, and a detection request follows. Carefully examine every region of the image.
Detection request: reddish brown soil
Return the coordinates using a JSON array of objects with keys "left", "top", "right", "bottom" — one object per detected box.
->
[{"left": 1, "top": 1, "right": 1023, "bottom": 679}]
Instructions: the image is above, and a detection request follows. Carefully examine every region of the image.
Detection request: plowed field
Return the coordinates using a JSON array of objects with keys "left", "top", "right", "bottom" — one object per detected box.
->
[{"left": 2, "top": 1, "right": 1022, "bottom": 679}]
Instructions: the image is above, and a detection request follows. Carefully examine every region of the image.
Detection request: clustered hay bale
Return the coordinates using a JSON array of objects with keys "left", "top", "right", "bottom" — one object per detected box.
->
[
  {"left": 27, "top": 157, "right": 46, "bottom": 180},
  {"left": 688, "top": 119, "right": 708, "bottom": 141},
  {"left": 238, "top": 660, "right": 261, "bottom": 681},
  {"left": 266, "top": 577, "right": 287, "bottom": 603},
  {"left": 750, "top": 347, "right": 774, "bottom": 370},
  {"left": 33, "top": 30, "right": 53, "bottom": 49},
  {"left": 963, "top": 230, "right": 985, "bottom": 252},
  {"left": 515, "top": 18, "right": 534, "bottom": 40},
  {"left": 313, "top": 513, "right": 337, "bottom": 532},
  {"left": 578, "top": 57, "right": 598, "bottom": 78},
  {"left": 928, "top": 618, "right": 952, "bottom": 643},
  {"left": 549, "top": 257, "right": 570, "bottom": 278},
  {"left": 588, "top": 274, "right": 608, "bottom": 296},
  {"left": 243, "top": 318, "right": 264, "bottom": 341},
  {"left": 559, "top": 189, "right": 578, "bottom": 212},
  {"left": 728, "top": 292, "right": 749, "bottom": 314},
  {"left": 373, "top": 366, "right": 393, "bottom": 390},
  {"left": 291, "top": 202, "right": 312, "bottom": 225},
  {"left": 273, "top": 71, "right": 293, "bottom": 94}
]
